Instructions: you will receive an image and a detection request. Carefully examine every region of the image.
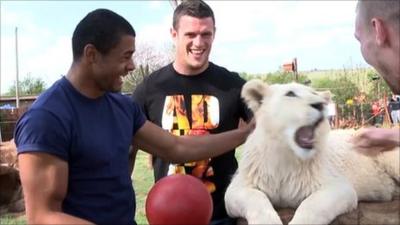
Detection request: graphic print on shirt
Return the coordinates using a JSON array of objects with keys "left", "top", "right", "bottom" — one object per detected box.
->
[{"left": 161, "top": 95, "right": 219, "bottom": 192}]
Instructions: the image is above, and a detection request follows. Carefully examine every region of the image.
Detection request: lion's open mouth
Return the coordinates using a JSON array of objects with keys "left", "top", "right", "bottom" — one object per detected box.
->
[{"left": 294, "top": 117, "right": 324, "bottom": 149}]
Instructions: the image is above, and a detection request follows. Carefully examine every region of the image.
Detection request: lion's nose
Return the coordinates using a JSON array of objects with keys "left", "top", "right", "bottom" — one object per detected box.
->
[{"left": 310, "top": 103, "right": 324, "bottom": 112}]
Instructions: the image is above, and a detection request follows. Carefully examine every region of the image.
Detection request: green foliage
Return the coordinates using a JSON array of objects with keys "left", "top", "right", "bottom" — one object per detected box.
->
[
  {"left": 263, "top": 71, "right": 309, "bottom": 85},
  {"left": 311, "top": 75, "right": 359, "bottom": 105},
  {"left": 311, "top": 74, "right": 360, "bottom": 121},
  {"left": 365, "top": 70, "right": 392, "bottom": 101},
  {"left": 5, "top": 75, "right": 46, "bottom": 96},
  {"left": 240, "top": 71, "right": 309, "bottom": 85},
  {"left": 239, "top": 72, "right": 259, "bottom": 81}
]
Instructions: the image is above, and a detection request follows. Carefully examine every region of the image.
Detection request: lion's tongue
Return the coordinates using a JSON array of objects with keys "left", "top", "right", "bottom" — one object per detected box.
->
[{"left": 295, "top": 126, "right": 314, "bottom": 149}]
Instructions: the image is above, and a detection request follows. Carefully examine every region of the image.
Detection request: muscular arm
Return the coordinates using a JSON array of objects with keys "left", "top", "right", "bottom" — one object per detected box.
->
[
  {"left": 352, "top": 127, "right": 400, "bottom": 155},
  {"left": 18, "top": 152, "right": 94, "bottom": 224},
  {"left": 133, "top": 120, "right": 254, "bottom": 163}
]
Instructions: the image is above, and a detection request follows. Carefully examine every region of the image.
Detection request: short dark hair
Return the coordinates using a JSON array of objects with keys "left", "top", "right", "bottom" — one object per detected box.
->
[
  {"left": 173, "top": 0, "right": 215, "bottom": 30},
  {"left": 357, "top": 0, "right": 399, "bottom": 31},
  {"left": 72, "top": 8, "right": 136, "bottom": 61}
]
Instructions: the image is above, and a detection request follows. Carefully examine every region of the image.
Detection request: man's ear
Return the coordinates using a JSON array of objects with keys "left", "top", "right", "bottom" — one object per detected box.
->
[
  {"left": 83, "top": 44, "right": 98, "bottom": 64},
  {"left": 170, "top": 27, "right": 178, "bottom": 42},
  {"left": 371, "top": 18, "right": 388, "bottom": 46},
  {"left": 213, "top": 26, "right": 216, "bottom": 40}
]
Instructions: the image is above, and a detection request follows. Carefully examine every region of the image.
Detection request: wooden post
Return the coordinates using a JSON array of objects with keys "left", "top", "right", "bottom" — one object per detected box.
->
[
  {"left": 293, "top": 58, "right": 298, "bottom": 82},
  {"left": 15, "top": 27, "right": 20, "bottom": 108},
  {"left": 382, "top": 93, "right": 391, "bottom": 127}
]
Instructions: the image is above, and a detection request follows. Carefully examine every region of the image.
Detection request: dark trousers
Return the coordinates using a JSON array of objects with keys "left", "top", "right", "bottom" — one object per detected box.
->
[
  {"left": 152, "top": 156, "right": 169, "bottom": 182},
  {"left": 210, "top": 217, "right": 237, "bottom": 225}
]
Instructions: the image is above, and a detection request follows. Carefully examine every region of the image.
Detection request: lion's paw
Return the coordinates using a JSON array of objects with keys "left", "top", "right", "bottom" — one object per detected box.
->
[{"left": 247, "top": 210, "right": 283, "bottom": 225}]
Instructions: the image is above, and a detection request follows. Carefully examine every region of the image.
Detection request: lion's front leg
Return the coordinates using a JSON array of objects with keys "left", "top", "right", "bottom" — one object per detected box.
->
[
  {"left": 225, "top": 174, "right": 282, "bottom": 225},
  {"left": 289, "top": 182, "right": 357, "bottom": 225},
  {"left": 376, "top": 148, "right": 400, "bottom": 183}
]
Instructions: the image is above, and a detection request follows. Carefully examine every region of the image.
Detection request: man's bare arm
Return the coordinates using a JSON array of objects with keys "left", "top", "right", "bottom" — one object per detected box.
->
[
  {"left": 18, "top": 152, "right": 94, "bottom": 224},
  {"left": 132, "top": 120, "right": 254, "bottom": 163},
  {"left": 351, "top": 127, "right": 400, "bottom": 155}
]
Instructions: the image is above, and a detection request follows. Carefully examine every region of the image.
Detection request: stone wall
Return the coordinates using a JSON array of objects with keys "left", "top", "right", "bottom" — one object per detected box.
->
[
  {"left": 237, "top": 198, "right": 400, "bottom": 225},
  {"left": 0, "top": 140, "right": 24, "bottom": 216},
  {"left": 0, "top": 166, "right": 24, "bottom": 215}
]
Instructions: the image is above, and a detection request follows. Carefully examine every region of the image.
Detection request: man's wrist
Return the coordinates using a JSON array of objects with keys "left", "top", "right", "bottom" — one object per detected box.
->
[{"left": 389, "top": 129, "right": 400, "bottom": 146}]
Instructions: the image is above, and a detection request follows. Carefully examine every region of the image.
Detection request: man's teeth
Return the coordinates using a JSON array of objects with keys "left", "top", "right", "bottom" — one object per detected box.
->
[{"left": 191, "top": 49, "right": 203, "bottom": 54}]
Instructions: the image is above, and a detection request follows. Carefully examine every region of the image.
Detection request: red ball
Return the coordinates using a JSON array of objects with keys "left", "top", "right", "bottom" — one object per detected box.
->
[{"left": 145, "top": 174, "right": 213, "bottom": 225}]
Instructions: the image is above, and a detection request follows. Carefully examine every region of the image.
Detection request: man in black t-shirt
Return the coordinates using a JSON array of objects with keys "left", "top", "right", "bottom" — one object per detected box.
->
[
  {"left": 131, "top": 1, "right": 251, "bottom": 224},
  {"left": 388, "top": 95, "right": 400, "bottom": 125}
]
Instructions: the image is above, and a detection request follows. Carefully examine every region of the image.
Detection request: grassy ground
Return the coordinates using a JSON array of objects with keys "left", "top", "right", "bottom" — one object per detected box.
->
[
  {"left": 0, "top": 214, "right": 25, "bottom": 225},
  {"left": 132, "top": 150, "right": 154, "bottom": 224}
]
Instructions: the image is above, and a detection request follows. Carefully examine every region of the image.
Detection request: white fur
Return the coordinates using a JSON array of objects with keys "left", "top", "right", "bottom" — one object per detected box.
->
[{"left": 225, "top": 80, "right": 399, "bottom": 225}]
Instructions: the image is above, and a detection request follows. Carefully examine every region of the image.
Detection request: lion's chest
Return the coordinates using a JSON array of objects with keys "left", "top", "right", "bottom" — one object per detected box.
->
[{"left": 250, "top": 162, "right": 323, "bottom": 208}]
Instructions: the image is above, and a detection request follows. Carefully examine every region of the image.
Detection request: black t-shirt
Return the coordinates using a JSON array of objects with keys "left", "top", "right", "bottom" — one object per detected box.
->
[
  {"left": 133, "top": 62, "right": 251, "bottom": 219},
  {"left": 389, "top": 99, "right": 400, "bottom": 111}
]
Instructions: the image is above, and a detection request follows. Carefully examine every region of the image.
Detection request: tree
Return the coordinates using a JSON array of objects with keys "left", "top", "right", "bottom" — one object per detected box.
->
[
  {"left": 239, "top": 72, "right": 259, "bottom": 81},
  {"left": 366, "top": 70, "right": 392, "bottom": 101},
  {"left": 122, "top": 42, "right": 174, "bottom": 93},
  {"left": 6, "top": 74, "right": 46, "bottom": 96},
  {"left": 263, "top": 71, "right": 309, "bottom": 85},
  {"left": 312, "top": 75, "right": 359, "bottom": 105},
  {"left": 169, "top": 0, "right": 183, "bottom": 9},
  {"left": 312, "top": 74, "right": 362, "bottom": 125},
  {"left": 239, "top": 71, "right": 309, "bottom": 85}
]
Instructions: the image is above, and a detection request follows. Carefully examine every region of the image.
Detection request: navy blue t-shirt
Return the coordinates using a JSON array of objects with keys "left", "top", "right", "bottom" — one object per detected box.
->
[{"left": 14, "top": 77, "right": 146, "bottom": 225}]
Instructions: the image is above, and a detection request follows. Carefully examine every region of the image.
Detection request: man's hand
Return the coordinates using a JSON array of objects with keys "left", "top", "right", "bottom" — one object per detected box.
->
[
  {"left": 351, "top": 127, "right": 400, "bottom": 156},
  {"left": 238, "top": 118, "right": 256, "bottom": 136}
]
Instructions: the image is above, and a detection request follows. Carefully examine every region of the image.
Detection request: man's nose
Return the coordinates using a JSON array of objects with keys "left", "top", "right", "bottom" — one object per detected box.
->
[
  {"left": 193, "top": 35, "right": 203, "bottom": 47},
  {"left": 127, "top": 58, "right": 135, "bottom": 72}
]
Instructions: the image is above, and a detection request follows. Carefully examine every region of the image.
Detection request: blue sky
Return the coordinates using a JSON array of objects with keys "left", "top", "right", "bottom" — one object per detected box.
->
[{"left": 1, "top": 0, "right": 367, "bottom": 94}]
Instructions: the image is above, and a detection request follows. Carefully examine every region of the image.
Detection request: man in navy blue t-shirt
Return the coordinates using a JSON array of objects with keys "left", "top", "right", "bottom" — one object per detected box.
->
[{"left": 14, "top": 9, "right": 254, "bottom": 225}]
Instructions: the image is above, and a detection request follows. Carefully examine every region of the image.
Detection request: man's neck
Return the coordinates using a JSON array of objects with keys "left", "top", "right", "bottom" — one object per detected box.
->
[
  {"left": 382, "top": 50, "right": 400, "bottom": 94},
  {"left": 172, "top": 61, "right": 209, "bottom": 76},
  {"left": 66, "top": 63, "right": 105, "bottom": 99}
]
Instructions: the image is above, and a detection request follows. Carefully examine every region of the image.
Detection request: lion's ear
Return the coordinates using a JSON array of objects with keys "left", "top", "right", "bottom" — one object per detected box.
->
[
  {"left": 241, "top": 79, "right": 268, "bottom": 113},
  {"left": 318, "top": 91, "right": 332, "bottom": 103}
]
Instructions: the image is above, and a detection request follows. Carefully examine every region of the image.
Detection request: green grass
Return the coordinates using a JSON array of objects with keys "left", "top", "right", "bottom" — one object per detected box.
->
[
  {"left": 0, "top": 215, "right": 25, "bottom": 225},
  {"left": 303, "top": 68, "right": 374, "bottom": 91},
  {"left": 132, "top": 150, "right": 154, "bottom": 224}
]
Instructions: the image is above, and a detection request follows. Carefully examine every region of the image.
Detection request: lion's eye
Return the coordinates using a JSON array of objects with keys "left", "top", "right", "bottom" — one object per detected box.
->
[{"left": 285, "top": 91, "right": 297, "bottom": 97}]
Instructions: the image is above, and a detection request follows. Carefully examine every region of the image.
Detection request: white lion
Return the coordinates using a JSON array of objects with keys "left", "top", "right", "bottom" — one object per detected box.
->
[{"left": 225, "top": 79, "right": 399, "bottom": 225}]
